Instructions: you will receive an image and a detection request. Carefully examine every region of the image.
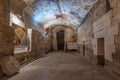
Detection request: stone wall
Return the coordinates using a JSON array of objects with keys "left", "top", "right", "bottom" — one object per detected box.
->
[
  {"left": 0, "top": 0, "right": 14, "bottom": 58},
  {"left": 14, "top": 29, "right": 47, "bottom": 65},
  {"left": 0, "top": 0, "right": 10, "bottom": 25},
  {"left": 93, "top": 11, "right": 118, "bottom": 61},
  {"left": 0, "top": 0, "right": 21, "bottom": 76},
  {"left": 111, "top": 1, "right": 120, "bottom": 63},
  {"left": 10, "top": 1, "right": 23, "bottom": 16},
  {"left": 92, "top": 0, "right": 108, "bottom": 22},
  {"left": 77, "top": 0, "right": 120, "bottom": 77},
  {"left": 47, "top": 25, "right": 76, "bottom": 51},
  {"left": 78, "top": 0, "right": 120, "bottom": 75},
  {"left": 77, "top": 0, "right": 120, "bottom": 61},
  {"left": 31, "top": 29, "right": 45, "bottom": 55},
  {"left": 0, "top": 23, "right": 14, "bottom": 58}
]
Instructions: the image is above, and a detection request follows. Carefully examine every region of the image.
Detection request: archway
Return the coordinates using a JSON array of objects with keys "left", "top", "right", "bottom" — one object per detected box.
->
[{"left": 57, "top": 30, "right": 65, "bottom": 50}]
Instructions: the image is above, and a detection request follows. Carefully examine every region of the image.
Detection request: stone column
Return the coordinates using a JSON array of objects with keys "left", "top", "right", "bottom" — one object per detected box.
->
[{"left": 0, "top": 0, "right": 19, "bottom": 76}]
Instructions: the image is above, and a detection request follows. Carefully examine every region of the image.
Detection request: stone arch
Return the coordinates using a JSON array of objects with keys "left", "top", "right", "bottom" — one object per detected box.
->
[
  {"left": 45, "top": 24, "right": 77, "bottom": 31},
  {"left": 50, "top": 25, "right": 76, "bottom": 51},
  {"left": 52, "top": 26, "right": 66, "bottom": 51}
]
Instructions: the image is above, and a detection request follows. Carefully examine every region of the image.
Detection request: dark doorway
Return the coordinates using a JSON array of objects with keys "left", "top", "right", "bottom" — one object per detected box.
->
[
  {"left": 97, "top": 38, "right": 105, "bottom": 66},
  {"left": 57, "top": 30, "right": 64, "bottom": 50},
  {"left": 83, "top": 41, "right": 85, "bottom": 56}
]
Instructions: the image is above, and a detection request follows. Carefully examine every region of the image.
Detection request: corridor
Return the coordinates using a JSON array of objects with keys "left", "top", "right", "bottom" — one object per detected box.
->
[
  {"left": 9, "top": 52, "right": 118, "bottom": 80},
  {"left": 0, "top": 0, "right": 120, "bottom": 79}
]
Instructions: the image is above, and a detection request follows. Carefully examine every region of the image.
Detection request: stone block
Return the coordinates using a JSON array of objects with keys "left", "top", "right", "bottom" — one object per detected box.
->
[
  {"left": 0, "top": 56, "right": 19, "bottom": 76},
  {"left": 0, "top": 23, "right": 14, "bottom": 57}
]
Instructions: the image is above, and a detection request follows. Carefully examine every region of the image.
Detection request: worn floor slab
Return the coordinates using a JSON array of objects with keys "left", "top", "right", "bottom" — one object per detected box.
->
[{"left": 9, "top": 52, "right": 119, "bottom": 80}]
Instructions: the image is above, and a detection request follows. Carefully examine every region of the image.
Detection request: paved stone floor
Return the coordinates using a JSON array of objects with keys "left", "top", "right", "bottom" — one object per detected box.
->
[{"left": 9, "top": 52, "right": 119, "bottom": 80}]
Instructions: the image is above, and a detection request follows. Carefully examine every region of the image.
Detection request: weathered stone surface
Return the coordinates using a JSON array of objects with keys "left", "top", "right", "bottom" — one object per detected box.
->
[
  {"left": 77, "top": 0, "right": 120, "bottom": 77},
  {"left": 0, "top": 56, "right": 19, "bottom": 76},
  {"left": 93, "top": 11, "right": 118, "bottom": 61},
  {"left": 92, "top": 0, "right": 108, "bottom": 22},
  {"left": 0, "top": 23, "right": 14, "bottom": 57},
  {"left": 108, "top": 0, "right": 120, "bottom": 8},
  {"left": 46, "top": 25, "right": 76, "bottom": 51},
  {"left": 0, "top": 0, "right": 10, "bottom": 25},
  {"left": 31, "top": 29, "right": 45, "bottom": 55}
]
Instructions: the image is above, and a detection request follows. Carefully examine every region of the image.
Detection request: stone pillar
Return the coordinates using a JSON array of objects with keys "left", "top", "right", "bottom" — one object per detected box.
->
[
  {"left": 0, "top": 23, "right": 14, "bottom": 57},
  {"left": 0, "top": 0, "right": 19, "bottom": 76}
]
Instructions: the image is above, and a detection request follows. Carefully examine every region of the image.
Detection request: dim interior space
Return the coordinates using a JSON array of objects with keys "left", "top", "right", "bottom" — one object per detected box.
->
[{"left": 0, "top": 0, "right": 120, "bottom": 80}]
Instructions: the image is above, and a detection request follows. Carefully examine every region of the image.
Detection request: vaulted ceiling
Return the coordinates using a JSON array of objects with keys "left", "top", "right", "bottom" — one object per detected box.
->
[{"left": 23, "top": 0, "right": 98, "bottom": 28}]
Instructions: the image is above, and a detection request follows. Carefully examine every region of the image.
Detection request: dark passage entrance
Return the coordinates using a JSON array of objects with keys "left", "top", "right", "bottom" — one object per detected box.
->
[
  {"left": 97, "top": 38, "right": 105, "bottom": 66},
  {"left": 57, "top": 30, "right": 64, "bottom": 50}
]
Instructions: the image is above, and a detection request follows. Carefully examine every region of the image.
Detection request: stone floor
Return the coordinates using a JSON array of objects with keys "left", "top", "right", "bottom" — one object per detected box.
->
[{"left": 9, "top": 51, "right": 119, "bottom": 80}]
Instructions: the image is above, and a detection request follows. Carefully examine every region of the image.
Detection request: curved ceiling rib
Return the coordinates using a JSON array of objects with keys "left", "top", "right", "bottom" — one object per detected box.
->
[{"left": 23, "top": 0, "right": 98, "bottom": 28}]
